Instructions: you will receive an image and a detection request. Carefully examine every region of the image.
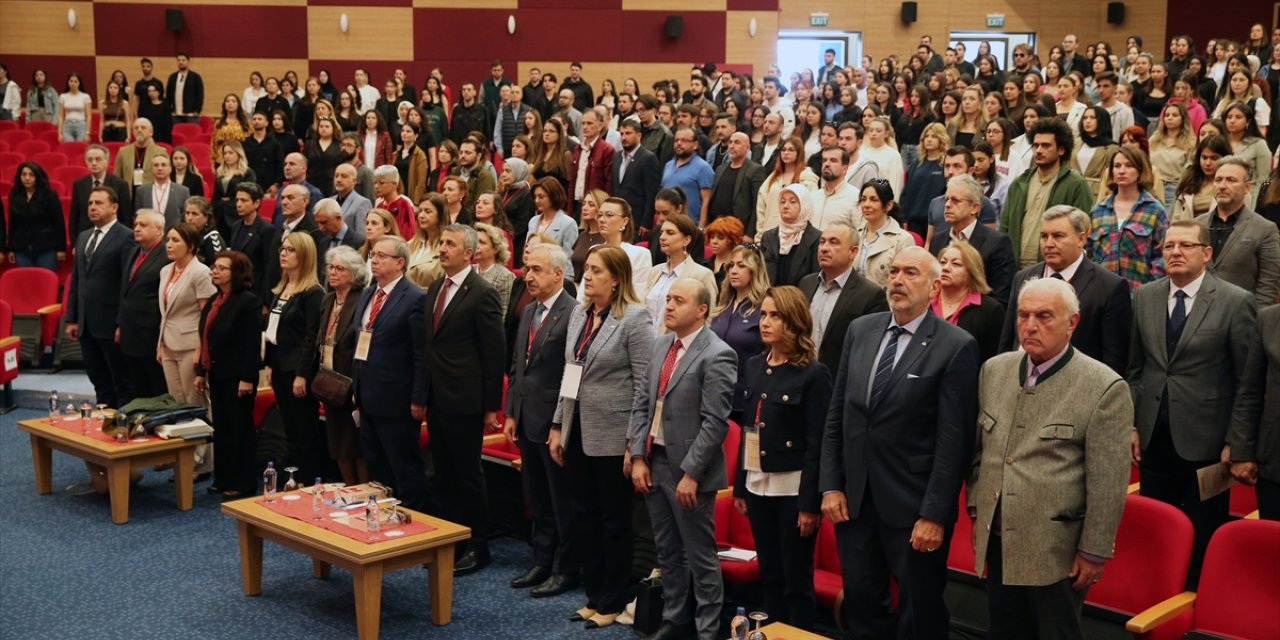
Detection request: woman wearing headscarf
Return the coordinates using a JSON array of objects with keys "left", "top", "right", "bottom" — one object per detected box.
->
[
  {"left": 1070, "top": 105, "right": 1120, "bottom": 197},
  {"left": 760, "top": 183, "right": 821, "bottom": 287},
  {"left": 502, "top": 158, "right": 536, "bottom": 267}
]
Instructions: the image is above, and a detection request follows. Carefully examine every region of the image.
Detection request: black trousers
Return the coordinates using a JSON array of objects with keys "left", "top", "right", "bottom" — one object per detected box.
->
[
  {"left": 271, "top": 369, "right": 323, "bottom": 484},
  {"left": 428, "top": 409, "right": 490, "bottom": 553},
  {"left": 985, "top": 535, "right": 1088, "bottom": 640},
  {"left": 120, "top": 352, "right": 167, "bottom": 404},
  {"left": 1139, "top": 420, "right": 1228, "bottom": 588},
  {"left": 836, "top": 489, "right": 951, "bottom": 640},
  {"left": 1256, "top": 477, "right": 1280, "bottom": 521},
  {"left": 564, "top": 424, "right": 632, "bottom": 614},
  {"left": 744, "top": 491, "right": 817, "bottom": 630},
  {"left": 517, "top": 430, "right": 577, "bottom": 574},
  {"left": 208, "top": 377, "right": 257, "bottom": 494},
  {"left": 360, "top": 410, "right": 426, "bottom": 511},
  {"left": 80, "top": 333, "right": 125, "bottom": 408}
]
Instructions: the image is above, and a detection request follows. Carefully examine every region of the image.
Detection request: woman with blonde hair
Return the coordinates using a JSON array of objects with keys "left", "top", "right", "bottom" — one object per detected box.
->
[
  {"left": 709, "top": 244, "right": 769, "bottom": 424},
  {"left": 406, "top": 193, "right": 446, "bottom": 289},
  {"left": 212, "top": 141, "right": 258, "bottom": 236},
  {"left": 359, "top": 207, "right": 401, "bottom": 264},
  {"left": 946, "top": 86, "right": 988, "bottom": 150},
  {"left": 930, "top": 242, "right": 1004, "bottom": 362},
  {"left": 1148, "top": 102, "right": 1197, "bottom": 205},
  {"left": 755, "top": 136, "right": 819, "bottom": 240},
  {"left": 474, "top": 222, "right": 517, "bottom": 318}
]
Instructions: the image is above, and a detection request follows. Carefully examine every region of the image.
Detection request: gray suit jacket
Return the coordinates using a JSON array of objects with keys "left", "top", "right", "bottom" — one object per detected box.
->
[
  {"left": 134, "top": 182, "right": 191, "bottom": 227},
  {"left": 1230, "top": 304, "right": 1280, "bottom": 481},
  {"left": 1195, "top": 208, "right": 1280, "bottom": 308},
  {"left": 507, "top": 290, "right": 577, "bottom": 444},
  {"left": 1127, "top": 273, "right": 1257, "bottom": 461},
  {"left": 553, "top": 303, "right": 654, "bottom": 457},
  {"left": 629, "top": 328, "right": 738, "bottom": 489},
  {"left": 332, "top": 191, "right": 372, "bottom": 247},
  {"left": 970, "top": 348, "right": 1132, "bottom": 585}
]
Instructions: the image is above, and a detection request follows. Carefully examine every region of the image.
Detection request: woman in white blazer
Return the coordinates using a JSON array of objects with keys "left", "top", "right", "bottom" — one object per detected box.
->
[
  {"left": 643, "top": 212, "right": 718, "bottom": 331},
  {"left": 158, "top": 222, "right": 217, "bottom": 406},
  {"left": 526, "top": 176, "right": 580, "bottom": 279}
]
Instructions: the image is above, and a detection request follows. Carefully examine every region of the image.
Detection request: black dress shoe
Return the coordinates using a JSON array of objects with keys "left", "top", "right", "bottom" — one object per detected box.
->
[
  {"left": 531, "top": 573, "right": 578, "bottom": 598},
  {"left": 510, "top": 566, "right": 550, "bottom": 588},
  {"left": 453, "top": 549, "right": 491, "bottom": 576},
  {"left": 642, "top": 621, "right": 692, "bottom": 640},
  {"left": 194, "top": 472, "right": 212, "bottom": 483}
]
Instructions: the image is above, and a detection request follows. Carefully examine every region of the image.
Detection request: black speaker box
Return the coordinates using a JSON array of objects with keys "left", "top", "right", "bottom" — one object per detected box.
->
[
  {"left": 166, "top": 8, "right": 185, "bottom": 32},
  {"left": 665, "top": 15, "right": 683, "bottom": 39},
  {"left": 901, "top": 2, "right": 918, "bottom": 23},
  {"left": 1106, "top": 2, "right": 1125, "bottom": 24}
]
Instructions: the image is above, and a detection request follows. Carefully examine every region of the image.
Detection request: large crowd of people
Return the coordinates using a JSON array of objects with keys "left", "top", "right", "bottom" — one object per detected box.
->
[{"left": 2, "top": 24, "right": 1279, "bottom": 640}]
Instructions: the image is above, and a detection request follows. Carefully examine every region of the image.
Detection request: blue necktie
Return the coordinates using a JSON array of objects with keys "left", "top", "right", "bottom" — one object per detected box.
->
[
  {"left": 870, "top": 326, "right": 905, "bottom": 405},
  {"left": 1167, "top": 290, "right": 1187, "bottom": 358}
]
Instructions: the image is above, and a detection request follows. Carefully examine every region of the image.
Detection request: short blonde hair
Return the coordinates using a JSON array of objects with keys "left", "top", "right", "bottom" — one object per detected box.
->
[
  {"left": 939, "top": 241, "right": 990, "bottom": 295},
  {"left": 474, "top": 222, "right": 510, "bottom": 265}
]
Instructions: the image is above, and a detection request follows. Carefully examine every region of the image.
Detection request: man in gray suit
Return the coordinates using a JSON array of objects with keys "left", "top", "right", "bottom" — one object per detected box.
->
[
  {"left": 706, "top": 132, "right": 766, "bottom": 239},
  {"left": 134, "top": 154, "right": 189, "bottom": 227},
  {"left": 820, "top": 246, "right": 980, "bottom": 639},
  {"left": 503, "top": 243, "right": 580, "bottom": 597},
  {"left": 629, "top": 278, "right": 737, "bottom": 640},
  {"left": 971, "top": 278, "right": 1132, "bottom": 638},
  {"left": 1194, "top": 157, "right": 1280, "bottom": 308},
  {"left": 1128, "top": 219, "right": 1257, "bottom": 586},
  {"left": 330, "top": 163, "right": 371, "bottom": 247}
]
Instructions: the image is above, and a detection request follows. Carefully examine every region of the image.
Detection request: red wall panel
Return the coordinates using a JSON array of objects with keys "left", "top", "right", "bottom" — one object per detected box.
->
[
  {"left": 1164, "top": 0, "right": 1271, "bottom": 59},
  {"left": 511, "top": 10, "right": 625, "bottom": 61},
  {"left": 414, "top": 9, "right": 520, "bottom": 64},
  {"left": 309, "top": 0, "right": 410, "bottom": 5},
  {"left": 93, "top": 4, "right": 309, "bottom": 59},
  {"left": 727, "top": 0, "right": 779, "bottom": 9},
  {"left": 620, "top": 12, "right": 726, "bottom": 64},
  {"left": 520, "top": 0, "right": 621, "bottom": 8}
]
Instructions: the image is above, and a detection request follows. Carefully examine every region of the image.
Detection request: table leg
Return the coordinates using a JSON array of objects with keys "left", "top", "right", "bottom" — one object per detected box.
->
[
  {"left": 352, "top": 563, "right": 383, "bottom": 640},
  {"left": 313, "top": 558, "right": 331, "bottom": 579},
  {"left": 28, "top": 435, "right": 52, "bottom": 494},
  {"left": 427, "top": 544, "right": 455, "bottom": 625},
  {"left": 237, "top": 520, "right": 263, "bottom": 596},
  {"left": 174, "top": 447, "right": 195, "bottom": 511},
  {"left": 106, "top": 462, "right": 131, "bottom": 524}
]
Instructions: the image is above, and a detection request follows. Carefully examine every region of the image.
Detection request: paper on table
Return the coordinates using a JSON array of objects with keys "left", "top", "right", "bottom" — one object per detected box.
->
[
  {"left": 1196, "top": 463, "right": 1235, "bottom": 501},
  {"left": 717, "top": 547, "right": 758, "bottom": 562}
]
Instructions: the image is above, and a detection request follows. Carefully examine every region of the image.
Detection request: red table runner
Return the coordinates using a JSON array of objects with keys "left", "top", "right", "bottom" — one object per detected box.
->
[
  {"left": 258, "top": 491, "right": 436, "bottom": 544},
  {"left": 44, "top": 417, "right": 161, "bottom": 446}
]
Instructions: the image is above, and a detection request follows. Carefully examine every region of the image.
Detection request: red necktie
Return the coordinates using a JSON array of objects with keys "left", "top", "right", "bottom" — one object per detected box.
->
[
  {"left": 365, "top": 289, "right": 387, "bottom": 331},
  {"left": 433, "top": 278, "right": 452, "bottom": 328},
  {"left": 657, "top": 339, "right": 682, "bottom": 396},
  {"left": 130, "top": 248, "right": 149, "bottom": 280}
]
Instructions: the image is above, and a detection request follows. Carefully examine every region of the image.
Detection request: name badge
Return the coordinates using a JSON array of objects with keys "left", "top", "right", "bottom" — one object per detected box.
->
[
  {"left": 133, "top": 168, "right": 144, "bottom": 185},
  {"left": 321, "top": 345, "right": 334, "bottom": 369},
  {"left": 354, "top": 330, "right": 372, "bottom": 361},
  {"left": 743, "top": 426, "right": 762, "bottom": 472},
  {"left": 559, "top": 362, "right": 583, "bottom": 399},
  {"left": 650, "top": 399, "right": 665, "bottom": 446}
]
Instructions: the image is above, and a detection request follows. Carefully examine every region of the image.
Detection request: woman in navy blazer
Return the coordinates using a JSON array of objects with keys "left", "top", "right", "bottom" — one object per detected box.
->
[
  {"left": 264, "top": 232, "right": 325, "bottom": 484},
  {"left": 709, "top": 244, "right": 769, "bottom": 425},
  {"left": 733, "top": 285, "right": 832, "bottom": 630},
  {"left": 195, "top": 251, "right": 262, "bottom": 498}
]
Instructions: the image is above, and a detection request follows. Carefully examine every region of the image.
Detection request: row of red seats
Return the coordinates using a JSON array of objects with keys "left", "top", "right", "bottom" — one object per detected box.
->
[{"left": 0, "top": 115, "right": 215, "bottom": 141}]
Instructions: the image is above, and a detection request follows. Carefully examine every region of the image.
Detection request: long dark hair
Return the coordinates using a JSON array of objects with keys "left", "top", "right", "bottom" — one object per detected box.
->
[
  {"left": 1176, "top": 135, "right": 1232, "bottom": 197},
  {"left": 10, "top": 162, "right": 53, "bottom": 200},
  {"left": 860, "top": 179, "right": 902, "bottom": 223},
  {"left": 1079, "top": 105, "right": 1116, "bottom": 147}
]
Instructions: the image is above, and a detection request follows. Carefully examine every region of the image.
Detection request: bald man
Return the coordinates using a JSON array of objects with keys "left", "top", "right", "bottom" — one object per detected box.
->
[
  {"left": 707, "top": 132, "right": 767, "bottom": 238},
  {"left": 112, "top": 118, "right": 169, "bottom": 190},
  {"left": 271, "top": 152, "right": 324, "bottom": 226}
]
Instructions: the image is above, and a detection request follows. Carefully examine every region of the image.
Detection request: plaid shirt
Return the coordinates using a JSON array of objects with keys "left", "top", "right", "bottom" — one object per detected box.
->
[{"left": 1088, "top": 190, "right": 1168, "bottom": 293}]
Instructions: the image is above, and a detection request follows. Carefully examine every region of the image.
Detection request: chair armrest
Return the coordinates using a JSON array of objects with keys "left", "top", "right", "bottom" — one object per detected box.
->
[
  {"left": 1125, "top": 591, "right": 1196, "bottom": 633},
  {"left": 0, "top": 336, "right": 19, "bottom": 348},
  {"left": 37, "top": 303, "right": 62, "bottom": 315},
  {"left": 482, "top": 433, "right": 506, "bottom": 447},
  {"left": 1245, "top": 510, "right": 1259, "bottom": 519},
  {"left": 1127, "top": 482, "right": 1140, "bottom": 494},
  {"left": 716, "top": 487, "right": 733, "bottom": 500}
]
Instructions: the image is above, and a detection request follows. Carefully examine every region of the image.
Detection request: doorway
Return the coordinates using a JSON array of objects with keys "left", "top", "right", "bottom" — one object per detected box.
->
[
  {"left": 776, "top": 30, "right": 863, "bottom": 84},
  {"left": 949, "top": 31, "right": 1037, "bottom": 72}
]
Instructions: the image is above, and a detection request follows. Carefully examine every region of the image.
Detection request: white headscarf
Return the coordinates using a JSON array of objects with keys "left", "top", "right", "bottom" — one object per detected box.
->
[{"left": 777, "top": 183, "right": 814, "bottom": 255}]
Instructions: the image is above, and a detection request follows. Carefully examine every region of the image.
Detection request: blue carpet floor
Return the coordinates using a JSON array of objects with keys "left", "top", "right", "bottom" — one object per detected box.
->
[{"left": 0, "top": 408, "right": 641, "bottom": 639}]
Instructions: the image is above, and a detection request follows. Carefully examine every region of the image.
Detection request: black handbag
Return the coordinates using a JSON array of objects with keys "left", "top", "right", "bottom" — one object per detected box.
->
[
  {"left": 311, "top": 367, "right": 352, "bottom": 406},
  {"left": 633, "top": 574, "right": 664, "bottom": 635}
]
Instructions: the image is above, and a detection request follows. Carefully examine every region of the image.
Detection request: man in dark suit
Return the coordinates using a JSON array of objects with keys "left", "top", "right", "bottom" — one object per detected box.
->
[
  {"left": 819, "top": 246, "right": 980, "bottom": 638},
  {"left": 263, "top": 185, "right": 317, "bottom": 296},
  {"left": 1230, "top": 304, "right": 1280, "bottom": 519},
  {"left": 70, "top": 145, "right": 133, "bottom": 243},
  {"left": 999, "top": 205, "right": 1132, "bottom": 373},
  {"left": 227, "top": 182, "right": 280, "bottom": 303},
  {"left": 243, "top": 113, "right": 283, "bottom": 198},
  {"left": 1128, "top": 219, "right": 1257, "bottom": 586},
  {"left": 65, "top": 186, "right": 138, "bottom": 408},
  {"left": 352, "top": 235, "right": 429, "bottom": 514},
  {"left": 165, "top": 52, "right": 204, "bottom": 124},
  {"left": 929, "top": 174, "right": 1014, "bottom": 305},
  {"left": 800, "top": 221, "right": 889, "bottom": 375},
  {"left": 614, "top": 118, "right": 661, "bottom": 240},
  {"left": 706, "top": 132, "right": 767, "bottom": 240},
  {"left": 311, "top": 200, "right": 359, "bottom": 282},
  {"left": 424, "top": 224, "right": 506, "bottom": 575},
  {"left": 116, "top": 210, "right": 170, "bottom": 402},
  {"left": 503, "top": 243, "right": 580, "bottom": 597},
  {"left": 133, "top": 154, "right": 190, "bottom": 227}
]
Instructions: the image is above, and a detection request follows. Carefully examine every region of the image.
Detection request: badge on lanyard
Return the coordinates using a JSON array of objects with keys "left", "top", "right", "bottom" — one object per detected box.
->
[
  {"left": 354, "top": 330, "right": 372, "bottom": 361},
  {"left": 321, "top": 344, "right": 335, "bottom": 369},
  {"left": 559, "top": 362, "right": 583, "bottom": 399},
  {"left": 743, "top": 426, "right": 762, "bottom": 472}
]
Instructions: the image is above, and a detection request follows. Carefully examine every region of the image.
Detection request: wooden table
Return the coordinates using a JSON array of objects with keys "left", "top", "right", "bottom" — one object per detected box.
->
[
  {"left": 754, "top": 622, "right": 835, "bottom": 639},
  {"left": 17, "top": 417, "right": 207, "bottom": 524},
  {"left": 221, "top": 494, "right": 470, "bottom": 640}
]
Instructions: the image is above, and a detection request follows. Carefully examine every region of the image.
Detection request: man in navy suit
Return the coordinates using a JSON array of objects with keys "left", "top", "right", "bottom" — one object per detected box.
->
[
  {"left": 929, "top": 174, "right": 1014, "bottom": 306},
  {"left": 613, "top": 118, "right": 661, "bottom": 240},
  {"left": 116, "top": 210, "right": 171, "bottom": 402},
  {"left": 424, "top": 224, "right": 506, "bottom": 575},
  {"left": 351, "top": 235, "right": 428, "bottom": 511},
  {"left": 503, "top": 243, "right": 580, "bottom": 596},
  {"left": 65, "top": 186, "right": 138, "bottom": 408},
  {"left": 820, "top": 246, "right": 980, "bottom": 639}
]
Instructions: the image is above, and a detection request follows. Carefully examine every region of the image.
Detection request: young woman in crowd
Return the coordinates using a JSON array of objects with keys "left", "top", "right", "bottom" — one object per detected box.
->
[
  {"left": 755, "top": 136, "right": 819, "bottom": 241},
  {"left": 172, "top": 147, "right": 205, "bottom": 197},
  {"left": 1149, "top": 102, "right": 1197, "bottom": 205},
  {"left": 182, "top": 197, "right": 226, "bottom": 265},
  {"left": 948, "top": 86, "right": 987, "bottom": 150},
  {"left": 99, "top": 80, "right": 132, "bottom": 143},
  {"left": 57, "top": 72, "right": 92, "bottom": 142},
  {"left": 4, "top": 162, "right": 64, "bottom": 271},
  {"left": 1171, "top": 134, "right": 1231, "bottom": 220},
  {"left": 1088, "top": 146, "right": 1168, "bottom": 292}
]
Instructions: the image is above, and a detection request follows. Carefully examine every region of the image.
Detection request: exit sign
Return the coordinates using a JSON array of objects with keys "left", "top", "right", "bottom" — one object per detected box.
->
[
  {"left": 987, "top": 14, "right": 1005, "bottom": 27},
  {"left": 810, "top": 12, "right": 829, "bottom": 27}
]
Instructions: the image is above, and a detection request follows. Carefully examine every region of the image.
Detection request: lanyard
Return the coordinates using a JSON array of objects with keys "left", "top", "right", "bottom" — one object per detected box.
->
[{"left": 574, "top": 311, "right": 605, "bottom": 361}]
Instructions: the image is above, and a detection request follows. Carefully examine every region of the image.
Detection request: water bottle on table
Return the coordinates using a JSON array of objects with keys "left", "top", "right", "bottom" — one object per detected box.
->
[
  {"left": 262, "top": 462, "right": 277, "bottom": 502},
  {"left": 731, "top": 607, "right": 749, "bottom": 640},
  {"left": 48, "top": 390, "right": 59, "bottom": 419},
  {"left": 311, "top": 477, "right": 324, "bottom": 519},
  {"left": 366, "top": 494, "right": 381, "bottom": 532}
]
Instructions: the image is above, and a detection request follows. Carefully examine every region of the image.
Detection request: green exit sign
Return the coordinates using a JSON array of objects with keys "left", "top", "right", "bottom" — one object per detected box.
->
[
  {"left": 810, "top": 13, "right": 829, "bottom": 27},
  {"left": 987, "top": 14, "right": 1005, "bottom": 27}
]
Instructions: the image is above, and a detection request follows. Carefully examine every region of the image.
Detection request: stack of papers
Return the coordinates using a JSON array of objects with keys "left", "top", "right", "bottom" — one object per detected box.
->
[{"left": 717, "top": 547, "right": 758, "bottom": 562}]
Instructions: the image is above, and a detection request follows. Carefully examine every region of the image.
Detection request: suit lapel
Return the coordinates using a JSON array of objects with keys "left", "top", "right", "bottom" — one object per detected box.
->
[
  {"left": 662, "top": 330, "right": 708, "bottom": 397},
  {"left": 533, "top": 293, "right": 574, "bottom": 359},
  {"left": 1172, "top": 275, "right": 1216, "bottom": 359},
  {"left": 370, "top": 281, "right": 405, "bottom": 332},
  {"left": 583, "top": 313, "right": 621, "bottom": 371},
  {"left": 1213, "top": 212, "right": 1249, "bottom": 267},
  {"left": 874, "top": 313, "right": 937, "bottom": 409},
  {"left": 1149, "top": 279, "right": 1172, "bottom": 367},
  {"left": 847, "top": 318, "right": 883, "bottom": 408},
  {"left": 436, "top": 272, "right": 474, "bottom": 331},
  {"left": 824, "top": 278, "right": 862, "bottom": 345}
]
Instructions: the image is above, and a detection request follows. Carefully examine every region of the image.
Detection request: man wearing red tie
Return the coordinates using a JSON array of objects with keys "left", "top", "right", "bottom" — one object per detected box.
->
[
  {"left": 424, "top": 224, "right": 506, "bottom": 575},
  {"left": 116, "top": 210, "right": 171, "bottom": 402}
]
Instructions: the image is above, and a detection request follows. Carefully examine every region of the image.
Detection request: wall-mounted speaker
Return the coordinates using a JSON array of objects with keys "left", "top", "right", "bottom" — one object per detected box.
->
[
  {"left": 665, "top": 15, "right": 683, "bottom": 39},
  {"left": 901, "top": 2, "right": 918, "bottom": 23},
  {"left": 1106, "top": 2, "right": 1125, "bottom": 24},
  {"left": 166, "top": 8, "right": 185, "bottom": 32}
]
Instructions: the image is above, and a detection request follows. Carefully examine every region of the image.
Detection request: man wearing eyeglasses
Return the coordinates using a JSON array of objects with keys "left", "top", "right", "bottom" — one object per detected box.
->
[
  {"left": 1128, "top": 219, "right": 1257, "bottom": 588},
  {"left": 1010, "top": 44, "right": 1040, "bottom": 75},
  {"left": 930, "top": 174, "right": 1014, "bottom": 305},
  {"left": 1193, "top": 157, "right": 1280, "bottom": 308}
]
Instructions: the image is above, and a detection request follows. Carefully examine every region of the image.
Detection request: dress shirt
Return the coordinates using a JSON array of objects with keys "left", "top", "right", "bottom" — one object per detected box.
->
[
  {"left": 1044, "top": 251, "right": 1086, "bottom": 281},
  {"left": 950, "top": 218, "right": 978, "bottom": 244},
  {"left": 864, "top": 309, "right": 928, "bottom": 403},
  {"left": 810, "top": 266, "right": 853, "bottom": 348},
  {"left": 1024, "top": 343, "right": 1069, "bottom": 388},
  {"left": 1168, "top": 270, "right": 1205, "bottom": 317},
  {"left": 645, "top": 258, "right": 689, "bottom": 328},
  {"left": 361, "top": 275, "right": 403, "bottom": 328},
  {"left": 152, "top": 180, "right": 172, "bottom": 212},
  {"left": 652, "top": 325, "right": 702, "bottom": 447},
  {"left": 438, "top": 265, "right": 472, "bottom": 316},
  {"left": 281, "top": 215, "right": 305, "bottom": 236}
]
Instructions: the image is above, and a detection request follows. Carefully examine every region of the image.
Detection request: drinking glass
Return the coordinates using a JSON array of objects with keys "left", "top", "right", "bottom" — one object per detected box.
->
[{"left": 283, "top": 466, "right": 299, "bottom": 492}]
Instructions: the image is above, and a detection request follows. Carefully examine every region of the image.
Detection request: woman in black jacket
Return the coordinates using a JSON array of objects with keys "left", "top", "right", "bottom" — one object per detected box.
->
[
  {"left": 931, "top": 242, "right": 1005, "bottom": 363},
  {"left": 733, "top": 285, "right": 832, "bottom": 630},
  {"left": 761, "top": 184, "right": 820, "bottom": 287},
  {"left": 314, "top": 244, "right": 367, "bottom": 486},
  {"left": 194, "top": 251, "right": 262, "bottom": 498},
  {"left": 265, "top": 231, "right": 325, "bottom": 484},
  {"left": 4, "top": 162, "right": 65, "bottom": 271},
  {"left": 211, "top": 140, "right": 258, "bottom": 238}
]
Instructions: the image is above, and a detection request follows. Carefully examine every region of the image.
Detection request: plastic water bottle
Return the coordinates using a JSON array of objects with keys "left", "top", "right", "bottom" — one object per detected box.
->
[
  {"left": 366, "top": 494, "right": 381, "bottom": 532},
  {"left": 311, "top": 477, "right": 324, "bottom": 517},
  {"left": 48, "top": 390, "right": 59, "bottom": 419},
  {"left": 730, "top": 607, "right": 749, "bottom": 640},
  {"left": 262, "top": 462, "right": 277, "bottom": 502}
]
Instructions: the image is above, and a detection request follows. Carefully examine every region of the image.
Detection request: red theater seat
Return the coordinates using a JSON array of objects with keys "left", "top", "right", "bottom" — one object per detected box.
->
[
  {"left": 714, "top": 494, "right": 760, "bottom": 584},
  {"left": 258, "top": 197, "right": 276, "bottom": 222},
  {"left": 0, "top": 267, "right": 60, "bottom": 365},
  {"left": 172, "top": 123, "right": 203, "bottom": 140},
  {"left": 947, "top": 485, "right": 976, "bottom": 576},
  {"left": 1229, "top": 482, "right": 1258, "bottom": 519},
  {"left": 0, "top": 121, "right": 17, "bottom": 134},
  {"left": 25, "top": 121, "right": 56, "bottom": 136},
  {"left": 51, "top": 165, "right": 88, "bottom": 187},
  {"left": 32, "top": 151, "right": 67, "bottom": 170},
  {"left": 0, "top": 130, "right": 33, "bottom": 145},
  {"left": 0, "top": 299, "right": 21, "bottom": 397},
  {"left": 15, "top": 140, "right": 51, "bottom": 157},
  {"left": 57, "top": 141, "right": 88, "bottom": 159},
  {"left": 813, "top": 517, "right": 843, "bottom": 608}
]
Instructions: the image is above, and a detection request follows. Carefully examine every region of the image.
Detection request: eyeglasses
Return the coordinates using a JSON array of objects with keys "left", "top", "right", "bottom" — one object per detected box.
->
[
  {"left": 943, "top": 196, "right": 975, "bottom": 206},
  {"left": 327, "top": 264, "right": 350, "bottom": 272},
  {"left": 369, "top": 251, "right": 397, "bottom": 261},
  {"left": 1162, "top": 241, "right": 1208, "bottom": 252},
  {"left": 279, "top": 246, "right": 297, "bottom": 254}
]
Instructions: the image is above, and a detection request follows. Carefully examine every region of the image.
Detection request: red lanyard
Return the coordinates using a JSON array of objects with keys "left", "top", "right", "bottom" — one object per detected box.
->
[{"left": 575, "top": 311, "right": 604, "bottom": 361}]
